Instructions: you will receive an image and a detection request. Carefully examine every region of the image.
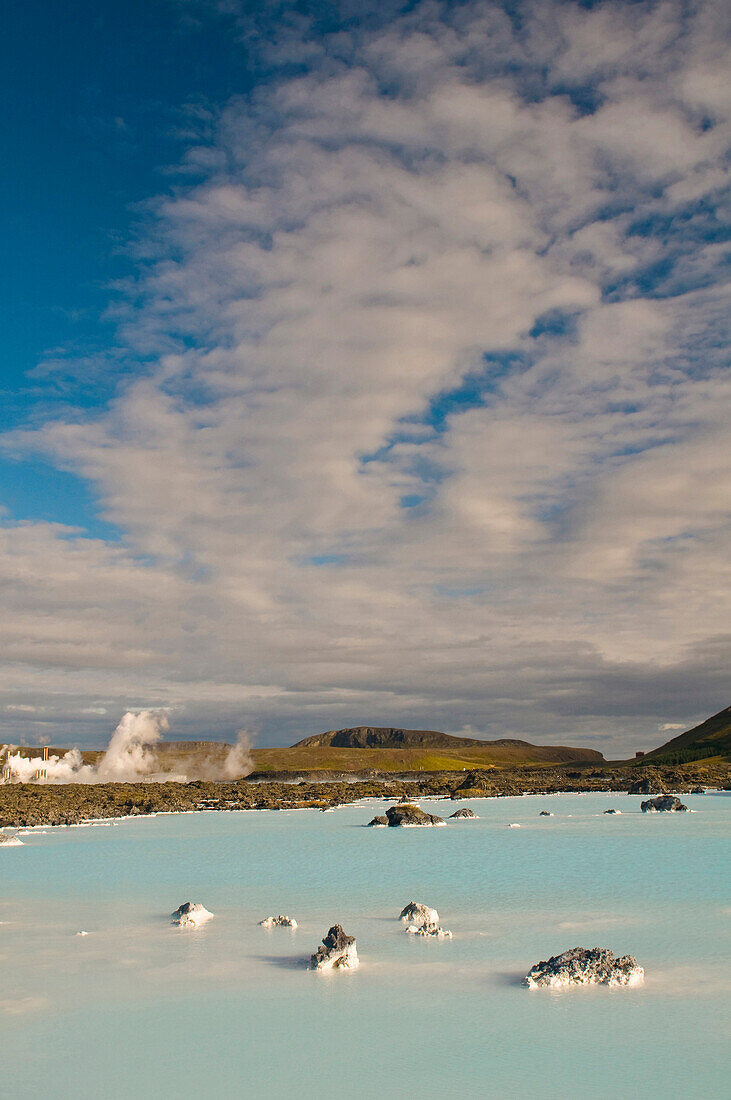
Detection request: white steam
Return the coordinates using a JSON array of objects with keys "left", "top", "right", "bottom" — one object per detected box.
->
[
  {"left": 0, "top": 746, "right": 96, "bottom": 784},
  {"left": 0, "top": 712, "right": 254, "bottom": 784},
  {"left": 223, "top": 730, "right": 254, "bottom": 780},
  {"left": 95, "top": 710, "right": 168, "bottom": 782}
]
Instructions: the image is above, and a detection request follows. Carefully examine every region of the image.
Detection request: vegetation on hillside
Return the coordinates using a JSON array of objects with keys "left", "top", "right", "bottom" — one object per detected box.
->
[{"left": 639, "top": 706, "right": 731, "bottom": 765}]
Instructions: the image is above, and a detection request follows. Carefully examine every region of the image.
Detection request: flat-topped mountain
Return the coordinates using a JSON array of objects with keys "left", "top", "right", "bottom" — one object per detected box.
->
[
  {"left": 289, "top": 726, "right": 603, "bottom": 763},
  {"left": 295, "top": 726, "right": 469, "bottom": 749},
  {"left": 642, "top": 705, "right": 731, "bottom": 765}
]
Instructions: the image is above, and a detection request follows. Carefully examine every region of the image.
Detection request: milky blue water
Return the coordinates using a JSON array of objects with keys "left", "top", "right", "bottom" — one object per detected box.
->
[{"left": 1, "top": 793, "right": 729, "bottom": 1099}]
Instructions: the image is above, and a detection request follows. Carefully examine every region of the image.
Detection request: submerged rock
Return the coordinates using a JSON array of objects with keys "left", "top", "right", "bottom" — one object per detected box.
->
[
  {"left": 604, "top": 809, "right": 621, "bottom": 815},
  {"left": 259, "top": 915, "right": 297, "bottom": 928},
  {"left": 641, "top": 795, "right": 688, "bottom": 813},
  {"left": 385, "top": 804, "right": 445, "bottom": 827},
  {"left": 366, "top": 815, "right": 388, "bottom": 827},
  {"left": 449, "top": 807, "right": 477, "bottom": 819},
  {"left": 525, "top": 947, "right": 644, "bottom": 989},
  {"left": 310, "top": 924, "right": 359, "bottom": 970},
  {"left": 170, "top": 901, "right": 214, "bottom": 927},
  {"left": 405, "top": 921, "right": 453, "bottom": 939},
  {"left": 399, "top": 901, "right": 439, "bottom": 925},
  {"left": 507, "top": 822, "right": 521, "bottom": 828}
]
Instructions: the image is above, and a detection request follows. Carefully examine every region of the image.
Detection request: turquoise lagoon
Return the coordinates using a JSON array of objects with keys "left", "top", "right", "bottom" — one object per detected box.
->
[{"left": 1, "top": 793, "right": 729, "bottom": 1099}]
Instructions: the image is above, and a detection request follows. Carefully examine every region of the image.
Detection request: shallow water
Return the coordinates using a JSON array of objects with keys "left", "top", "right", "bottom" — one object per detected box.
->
[{"left": 1, "top": 793, "right": 729, "bottom": 1099}]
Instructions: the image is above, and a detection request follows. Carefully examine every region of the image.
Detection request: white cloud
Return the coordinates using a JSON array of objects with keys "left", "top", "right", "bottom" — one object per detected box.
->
[{"left": 1, "top": 0, "right": 729, "bottom": 755}]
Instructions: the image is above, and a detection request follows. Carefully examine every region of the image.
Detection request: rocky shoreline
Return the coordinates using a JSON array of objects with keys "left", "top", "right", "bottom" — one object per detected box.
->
[{"left": 0, "top": 763, "right": 726, "bottom": 829}]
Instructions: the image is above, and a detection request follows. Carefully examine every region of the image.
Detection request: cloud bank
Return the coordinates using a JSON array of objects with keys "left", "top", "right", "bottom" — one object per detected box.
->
[{"left": 1, "top": 0, "right": 729, "bottom": 754}]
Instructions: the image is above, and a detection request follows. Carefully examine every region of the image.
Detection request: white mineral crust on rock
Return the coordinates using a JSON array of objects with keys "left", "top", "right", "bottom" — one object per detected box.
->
[
  {"left": 399, "top": 902, "right": 439, "bottom": 924},
  {"left": 259, "top": 915, "right": 298, "bottom": 928},
  {"left": 170, "top": 902, "right": 214, "bottom": 927},
  {"left": 405, "top": 922, "right": 453, "bottom": 938}
]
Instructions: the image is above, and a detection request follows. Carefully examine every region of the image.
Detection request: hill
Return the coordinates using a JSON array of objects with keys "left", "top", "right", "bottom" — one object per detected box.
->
[
  {"left": 248, "top": 725, "right": 605, "bottom": 773},
  {"left": 1, "top": 727, "right": 604, "bottom": 779},
  {"left": 641, "top": 705, "right": 731, "bottom": 766}
]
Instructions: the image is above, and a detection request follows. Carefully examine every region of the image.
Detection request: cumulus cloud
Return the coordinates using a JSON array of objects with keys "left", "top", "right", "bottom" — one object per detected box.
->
[{"left": 1, "top": 0, "right": 729, "bottom": 755}]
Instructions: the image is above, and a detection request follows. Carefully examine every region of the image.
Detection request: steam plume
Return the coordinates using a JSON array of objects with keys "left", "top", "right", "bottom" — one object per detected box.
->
[
  {"left": 0, "top": 711, "right": 254, "bottom": 784},
  {"left": 95, "top": 710, "right": 168, "bottom": 781},
  {"left": 223, "top": 729, "right": 254, "bottom": 780}
]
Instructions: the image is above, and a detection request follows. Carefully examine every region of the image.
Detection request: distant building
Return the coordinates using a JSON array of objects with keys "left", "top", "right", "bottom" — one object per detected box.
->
[{"left": 635, "top": 751, "right": 645, "bottom": 758}]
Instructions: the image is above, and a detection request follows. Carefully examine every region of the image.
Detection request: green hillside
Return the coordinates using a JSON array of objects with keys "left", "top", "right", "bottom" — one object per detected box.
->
[
  {"left": 641, "top": 706, "right": 731, "bottom": 765},
  {"left": 262, "top": 725, "right": 605, "bottom": 771}
]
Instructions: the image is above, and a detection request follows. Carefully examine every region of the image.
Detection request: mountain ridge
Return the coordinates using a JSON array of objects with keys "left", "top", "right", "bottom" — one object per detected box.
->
[{"left": 291, "top": 725, "right": 604, "bottom": 762}]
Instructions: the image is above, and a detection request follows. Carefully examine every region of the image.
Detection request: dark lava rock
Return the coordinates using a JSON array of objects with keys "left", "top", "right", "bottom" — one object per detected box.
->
[
  {"left": 366, "top": 815, "right": 388, "bottom": 827},
  {"left": 525, "top": 947, "right": 644, "bottom": 988},
  {"left": 450, "top": 770, "right": 494, "bottom": 798},
  {"left": 385, "top": 803, "right": 445, "bottom": 827},
  {"left": 539, "top": 810, "right": 553, "bottom": 817},
  {"left": 449, "top": 807, "right": 477, "bottom": 819},
  {"left": 604, "top": 808, "right": 621, "bottom": 814},
  {"left": 690, "top": 786, "right": 705, "bottom": 794},
  {"left": 640, "top": 795, "right": 688, "bottom": 813},
  {"left": 310, "top": 924, "right": 359, "bottom": 970},
  {"left": 628, "top": 774, "right": 667, "bottom": 795}
]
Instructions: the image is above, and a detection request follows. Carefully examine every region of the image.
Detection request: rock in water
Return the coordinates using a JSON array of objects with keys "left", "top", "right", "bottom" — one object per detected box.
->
[
  {"left": 0, "top": 834, "right": 24, "bottom": 846},
  {"left": 259, "top": 915, "right": 297, "bottom": 928},
  {"left": 449, "top": 808, "right": 477, "bottom": 819},
  {"left": 539, "top": 811, "right": 553, "bottom": 817},
  {"left": 399, "top": 901, "right": 439, "bottom": 924},
  {"left": 310, "top": 924, "right": 359, "bottom": 970},
  {"left": 604, "top": 809, "right": 621, "bottom": 815},
  {"left": 385, "top": 804, "right": 445, "bottom": 827},
  {"left": 641, "top": 795, "right": 688, "bottom": 813},
  {"left": 525, "top": 947, "right": 644, "bottom": 989},
  {"left": 366, "top": 815, "right": 388, "bottom": 827},
  {"left": 405, "top": 921, "right": 453, "bottom": 938},
  {"left": 170, "top": 901, "right": 214, "bottom": 927}
]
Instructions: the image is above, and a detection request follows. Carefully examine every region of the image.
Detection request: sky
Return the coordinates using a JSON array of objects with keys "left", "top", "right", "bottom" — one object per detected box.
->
[{"left": 1, "top": 0, "right": 729, "bottom": 755}]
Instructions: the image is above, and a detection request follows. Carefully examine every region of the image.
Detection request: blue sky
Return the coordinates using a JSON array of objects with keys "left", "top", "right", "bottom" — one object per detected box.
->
[
  {"left": 2, "top": 0, "right": 257, "bottom": 528},
  {"left": 1, "top": 0, "right": 729, "bottom": 752}
]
